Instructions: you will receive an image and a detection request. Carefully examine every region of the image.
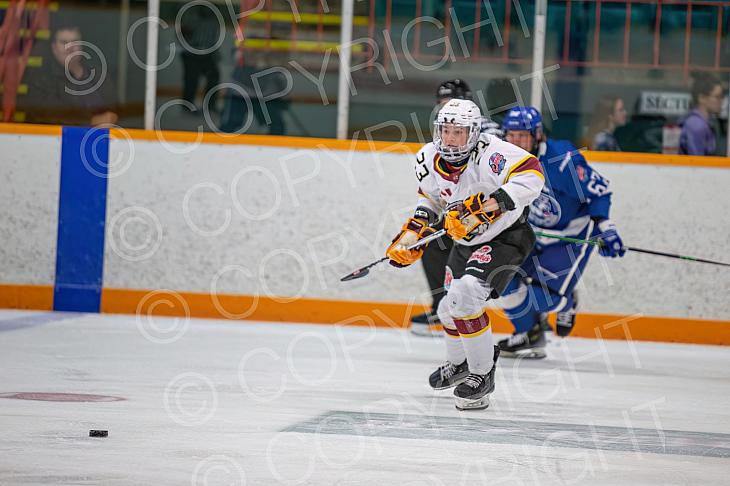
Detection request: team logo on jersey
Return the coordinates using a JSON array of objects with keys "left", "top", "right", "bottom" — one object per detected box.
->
[
  {"left": 444, "top": 266, "right": 453, "bottom": 290},
  {"left": 468, "top": 245, "right": 493, "bottom": 264},
  {"left": 576, "top": 165, "right": 586, "bottom": 182},
  {"left": 489, "top": 153, "right": 506, "bottom": 175},
  {"left": 529, "top": 192, "right": 562, "bottom": 227}
]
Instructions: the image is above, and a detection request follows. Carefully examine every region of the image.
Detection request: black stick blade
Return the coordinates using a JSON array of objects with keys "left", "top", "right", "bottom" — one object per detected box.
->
[
  {"left": 341, "top": 256, "right": 389, "bottom": 282},
  {"left": 340, "top": 267, "right": 371, "bottom": 282},
  {"left": 340, "top": 231, "right": 446, "bottom": 283}
]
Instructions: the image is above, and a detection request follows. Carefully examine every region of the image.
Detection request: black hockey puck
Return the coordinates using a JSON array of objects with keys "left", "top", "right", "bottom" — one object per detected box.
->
[{"left": 89, "top": 429, "right": 108, "bottom": 438}]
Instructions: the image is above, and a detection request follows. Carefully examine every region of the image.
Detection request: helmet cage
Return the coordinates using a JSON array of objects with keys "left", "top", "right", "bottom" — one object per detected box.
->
[{"left": 433, "top": 119, "right": 480, "bottom": 164}]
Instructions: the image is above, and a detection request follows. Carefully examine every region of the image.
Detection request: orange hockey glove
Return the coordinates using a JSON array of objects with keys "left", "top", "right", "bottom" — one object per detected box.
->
[
  {"left": 444, "top": 193, "right": 501, "bottom": 240},
  {"left": 386, "top": 218, "right": 437, "bottom": 267}
]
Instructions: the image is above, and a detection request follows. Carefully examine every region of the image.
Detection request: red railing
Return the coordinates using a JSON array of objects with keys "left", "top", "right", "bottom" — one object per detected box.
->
[
  {"left": 0, "top": 0, "right": 50, "bottom": 122},
  {"left": 554, "top": 0, "right": 730, "bottom": 77},
  {"left": 369, "top": 0, "right": 535, "bottom": 70},
  {"left": 230, "top": 0, "right": 727, "bottom": 79},
  {"left": 365, "top": 0, "right": 730, "bottom": 77}
]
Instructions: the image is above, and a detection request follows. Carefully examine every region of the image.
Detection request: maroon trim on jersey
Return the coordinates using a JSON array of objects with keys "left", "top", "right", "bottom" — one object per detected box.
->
[
  {"left": 434, "top": 154, "right": 466, "bottom": 183},
  {"left": 505, "top": 156, "right": 543, "bottom": 181},
  {"left": 453, "top": 312, "right": 490, "bottom": 337},
  {"left": 443, "top": 326, "right": 460, "bottom": 338}
]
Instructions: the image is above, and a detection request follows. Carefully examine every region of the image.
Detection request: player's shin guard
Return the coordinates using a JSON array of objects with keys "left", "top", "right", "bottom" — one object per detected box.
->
[
  {"left": 428, "top": 303, "right": 469, "bottom": 389},
  {"left": 443, "top": 325, "right": 466, "bottom": 364},
  {"left": 437, "top": 299, "right": 466, "bottom": 364},
  {"left": 453, "top": 311, "right": 494, "bottom": 375},
  {"left": 450, "top": 310, "right": 498, "bottom": 410}
]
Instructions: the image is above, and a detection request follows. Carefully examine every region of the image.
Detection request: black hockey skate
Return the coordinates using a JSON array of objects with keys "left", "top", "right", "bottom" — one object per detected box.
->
[
  {"left": 410, "top": 310, "right": 442, "bottom": 337},
  {"left": 454, "top": 346, "right": 500, "bottom": 411},
  {"left": 428, "top": 360, "right": 469, "bottom": 390},
  {"left": 556, "top": 289, "right": 579, "bottom": 337},
  {"left": 498, "top": 322, "right": 546, "bottom": 359}
]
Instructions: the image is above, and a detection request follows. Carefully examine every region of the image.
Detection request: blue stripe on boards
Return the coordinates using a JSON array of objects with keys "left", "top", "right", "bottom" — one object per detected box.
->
[{"left": 53, "top": 127, "right": 109, "bottom": 312}]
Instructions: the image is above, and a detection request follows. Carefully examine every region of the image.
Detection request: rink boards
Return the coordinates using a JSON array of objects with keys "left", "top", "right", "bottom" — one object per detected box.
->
[{"left": 0, "top": 123, "right": 728, "bottom": 343}]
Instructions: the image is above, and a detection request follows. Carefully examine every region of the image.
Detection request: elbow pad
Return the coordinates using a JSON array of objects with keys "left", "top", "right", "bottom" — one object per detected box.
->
[{"left": 490, "top": 188, "right": 516, "bottom": 212}]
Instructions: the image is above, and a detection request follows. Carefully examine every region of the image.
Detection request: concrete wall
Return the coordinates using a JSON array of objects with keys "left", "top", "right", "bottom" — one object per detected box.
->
[{"left": 2, "top": 131, "right": 729, "bottom": 320}]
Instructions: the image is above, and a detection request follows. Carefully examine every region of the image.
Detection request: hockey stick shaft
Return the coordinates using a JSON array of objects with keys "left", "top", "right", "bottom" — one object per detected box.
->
[
  {"left": 408, "top": 228, "right": 447, "bottom": 249},
  {"left": 534, "top": 232, "right": 602, "bottom": 247},
  {"left": 622, "top": 246, "right": 730, "bottom": 267},
  {"left": 534, "top": 231, "right": 730, "bottom": 268},
  {"left": 340, "top": 229, "right": 446, "bottom": 282}
]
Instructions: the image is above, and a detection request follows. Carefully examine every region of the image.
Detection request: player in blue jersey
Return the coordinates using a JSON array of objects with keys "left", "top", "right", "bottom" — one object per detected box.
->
[{"left": 496, "top": 106, "right": 626, "bottom": 358}]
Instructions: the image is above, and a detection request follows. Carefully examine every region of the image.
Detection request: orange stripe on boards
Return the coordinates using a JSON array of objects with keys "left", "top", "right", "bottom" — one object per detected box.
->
[
  {"left": 108, "top": 127, "right": 422, "bottom": 154},
  {"left": 0, "top": 284, "right": 54, "bottom": 310},
  {"left": 583, "top": 150, "right": 730, "bottom": 169},
  {"left": 2, "top": 122, "right": 729, "bottom": 169},
  {"left": 0, "top": 122, "right": 61, "bottom": 136},
  {"left": 1, "top": 284, "right": 729, "bottom": 345},
  {"left": 100, "top": 288, "right": 429, "bottom": 330},
  {"left": 100, "top": 290, "right": 730, "bottom": 345},
  {"left": 565, "top": 313, "right": 730, "bottom": 346}
]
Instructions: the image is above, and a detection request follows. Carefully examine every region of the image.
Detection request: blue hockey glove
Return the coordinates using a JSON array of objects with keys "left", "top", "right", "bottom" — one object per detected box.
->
[{"left": 596, "top": 219, "right": 626, "bottom": 258}]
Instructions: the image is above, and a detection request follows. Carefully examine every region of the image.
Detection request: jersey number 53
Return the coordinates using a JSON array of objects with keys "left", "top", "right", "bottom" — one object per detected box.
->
[{"left": 415, "top": 152, "right": 429, "bottom": 182}]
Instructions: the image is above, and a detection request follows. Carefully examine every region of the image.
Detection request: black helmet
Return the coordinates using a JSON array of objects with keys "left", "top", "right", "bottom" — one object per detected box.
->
[{"left": 436, "top": 79, "right": 473, "bottom": 102}]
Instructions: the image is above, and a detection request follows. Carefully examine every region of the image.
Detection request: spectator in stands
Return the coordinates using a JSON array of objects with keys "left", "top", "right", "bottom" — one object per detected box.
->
[
  {"left": 679, "top": 72, "right": 724, "bottom": 156},
  {"left": 484, "top": 77, "right": 519, "bottom": 127},
  {"left": 586, "top": 96, "right": 627, "bottom": 151},
  {"left": 220, "top": 49, "right": 288, "bottom": 135},
  {"left": 613, "top": 98, "right": 665, "bottom": 153},
  {"left": 179, "top": 4, "right": 221, "bottom": 114},
  {"left": 22, "top": 21, "right": 117, "bottom": 126}
]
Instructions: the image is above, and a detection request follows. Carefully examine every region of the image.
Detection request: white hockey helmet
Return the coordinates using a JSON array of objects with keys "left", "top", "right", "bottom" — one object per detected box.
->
[{"left": 433, "top": 98, "right": 482, "bottom": 165}]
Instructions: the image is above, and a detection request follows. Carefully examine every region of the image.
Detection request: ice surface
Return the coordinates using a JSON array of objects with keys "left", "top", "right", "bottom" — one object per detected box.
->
[{"left": 1, "top": 309, "right": 729, "bottom": 485}]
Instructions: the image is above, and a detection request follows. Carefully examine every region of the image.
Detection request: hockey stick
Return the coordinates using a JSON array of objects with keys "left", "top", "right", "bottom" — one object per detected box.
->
[
  {"left": 341, "top": 229, "right": 447, "bottom": 282},
  {"left": 534, "top": 231, "right": 730, "bottom": 268}
]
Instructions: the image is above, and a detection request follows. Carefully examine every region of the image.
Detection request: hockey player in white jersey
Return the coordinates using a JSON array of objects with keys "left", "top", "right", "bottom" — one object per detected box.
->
[
  {"left": 412, "top": 79, "right": 503, "bottom": 336},
  {"left": 386, "top": 99, "right": 545, "bottom": 410}
]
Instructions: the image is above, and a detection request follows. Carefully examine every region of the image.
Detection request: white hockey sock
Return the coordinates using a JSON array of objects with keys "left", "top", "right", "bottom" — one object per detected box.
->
[
  {"left": 444, "top": 329, "right": 466, "bottom": 364},
  {"left": 437, "top": 296, "right": 465, "bottom": 364},
  {"left": 460, "top": 326, "right": 494, "bottom": 375},
  {"left": 453, "top": 311, "right": 495, "bottom": 375}
]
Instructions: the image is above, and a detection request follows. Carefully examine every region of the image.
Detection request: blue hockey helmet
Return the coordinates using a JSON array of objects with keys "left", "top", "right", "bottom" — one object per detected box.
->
[{"left": 501, "top": 106, "right": 543, "bottom": 136}]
